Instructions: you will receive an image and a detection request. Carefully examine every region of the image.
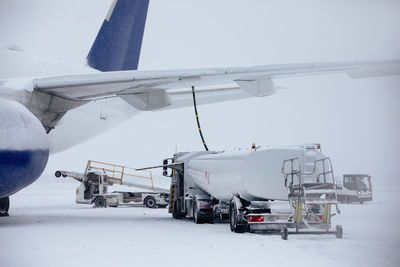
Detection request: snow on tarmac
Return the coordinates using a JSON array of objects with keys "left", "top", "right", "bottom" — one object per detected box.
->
[{"left": 0, "top": 173, "right": 399, "bottom": 267}]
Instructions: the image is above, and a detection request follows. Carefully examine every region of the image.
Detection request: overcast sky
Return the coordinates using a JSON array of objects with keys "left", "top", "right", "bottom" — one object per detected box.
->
[{"left": 1, "top": 0, "right": 399, "bottom": 179}]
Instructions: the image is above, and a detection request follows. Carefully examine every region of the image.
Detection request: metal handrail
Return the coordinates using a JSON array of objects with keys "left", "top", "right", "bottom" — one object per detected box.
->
[
  {"left": 282, "top": 157, "right": 335, "bottom": 186},
  {"left": 282, "top": 158, "right": 301, "bottom": 186},
  {"left": 86, "top": 160, "right": 154, "bottom": 189}
]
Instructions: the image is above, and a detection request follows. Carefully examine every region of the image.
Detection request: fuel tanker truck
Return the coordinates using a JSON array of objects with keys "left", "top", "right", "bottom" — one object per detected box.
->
[{"left": 162, "top": 143, "right": 343, "bottom": 239}]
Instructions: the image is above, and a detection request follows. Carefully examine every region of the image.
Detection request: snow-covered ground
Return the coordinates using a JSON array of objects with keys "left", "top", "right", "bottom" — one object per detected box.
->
[{"left": 1, "top": 173, "right": 399, "bottom": 267}]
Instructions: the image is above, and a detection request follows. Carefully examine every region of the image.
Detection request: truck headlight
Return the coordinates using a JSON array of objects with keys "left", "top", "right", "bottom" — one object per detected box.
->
[
  {"left": 357, "top": 191, "right": 361, "bottom": 195},
  {"left": 368, "top": 191, "right": 371, "bottom": 194}
]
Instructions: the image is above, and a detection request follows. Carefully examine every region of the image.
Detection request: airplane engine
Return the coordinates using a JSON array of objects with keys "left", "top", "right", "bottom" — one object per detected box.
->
[{"left": 0, "top": 98, "right": 49, "bottom": 199}]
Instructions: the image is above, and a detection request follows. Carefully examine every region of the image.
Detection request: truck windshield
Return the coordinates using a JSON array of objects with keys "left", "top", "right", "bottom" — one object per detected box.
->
[
  {"left": 344, "top": 176, "right": 371, "bottom": 190},
  {"left": 87, "top": 172, "right": 101, "bottom": 184},
  {"left": 356, "top": 176, "right": 371, "bottom": 190}
]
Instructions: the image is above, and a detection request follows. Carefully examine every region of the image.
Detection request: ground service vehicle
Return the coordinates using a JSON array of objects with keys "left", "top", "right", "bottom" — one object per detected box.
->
[
  {"left": 336, "top": 174, "right": 372, "bottom": 204},
  {"left": 162, "top": 144, "right": 343, "bottom": 239},
  {"left": 55, "top": 160, "right": 169, "bottom": 208}
]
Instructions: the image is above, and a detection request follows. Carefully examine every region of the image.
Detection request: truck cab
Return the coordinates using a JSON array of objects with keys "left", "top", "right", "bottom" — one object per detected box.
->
[
  {"left": 76, "top": 169, "right": 109, "bottom": 205},
  {"left": 336, "top": 174, "right": 372, "bottom": 204}
]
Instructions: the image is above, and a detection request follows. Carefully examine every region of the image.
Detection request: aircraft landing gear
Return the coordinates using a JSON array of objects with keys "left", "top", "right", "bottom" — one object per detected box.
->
[{"left": 0, "top": 197, "right": 10, "bottom": 217}]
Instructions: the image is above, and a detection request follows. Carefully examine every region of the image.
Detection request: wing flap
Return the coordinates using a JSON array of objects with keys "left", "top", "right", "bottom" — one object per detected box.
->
[{"left": 119, "top": 90, "right": 172, "bottom": 111}]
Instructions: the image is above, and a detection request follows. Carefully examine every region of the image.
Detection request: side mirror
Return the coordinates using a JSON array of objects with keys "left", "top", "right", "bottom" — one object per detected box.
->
[{"left": 163, "top": 159, "right": 168, "bottom": 171}]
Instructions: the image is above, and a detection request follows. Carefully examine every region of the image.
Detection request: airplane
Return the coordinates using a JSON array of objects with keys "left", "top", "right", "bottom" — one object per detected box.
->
[{"left": 0, "top": 0, "right": 399, "bottom": 217}]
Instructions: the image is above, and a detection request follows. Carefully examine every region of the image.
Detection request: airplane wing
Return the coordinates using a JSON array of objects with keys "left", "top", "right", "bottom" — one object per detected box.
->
[{"left": 34, "top": 60, "right": 400, "bottom": 111}]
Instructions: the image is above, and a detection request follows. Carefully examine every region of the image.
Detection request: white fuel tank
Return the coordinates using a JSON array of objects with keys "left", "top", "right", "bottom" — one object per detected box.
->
[{"left": 177, "top": 144, "right": 327, "bottom": 201}]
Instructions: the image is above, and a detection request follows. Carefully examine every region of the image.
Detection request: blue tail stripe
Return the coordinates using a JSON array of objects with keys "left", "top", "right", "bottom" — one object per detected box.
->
[{"left": 87, "top": 0, "right": 150, "bottom": 72}]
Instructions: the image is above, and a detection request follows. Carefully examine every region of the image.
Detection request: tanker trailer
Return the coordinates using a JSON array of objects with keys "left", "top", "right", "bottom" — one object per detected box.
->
[{"left": 165, "top": 143, "right": 342, "bottom": 239}]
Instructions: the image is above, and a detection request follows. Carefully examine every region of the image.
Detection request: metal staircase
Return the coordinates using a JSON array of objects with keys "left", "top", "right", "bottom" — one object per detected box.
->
[{"left": 282, "top": 157, "right": 342, "bottom": 237}]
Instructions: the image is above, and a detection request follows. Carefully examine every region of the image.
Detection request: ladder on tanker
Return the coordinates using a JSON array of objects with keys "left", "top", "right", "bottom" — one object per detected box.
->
[{"left": 282, "top": 157, "right": 342, "bottom": 237}]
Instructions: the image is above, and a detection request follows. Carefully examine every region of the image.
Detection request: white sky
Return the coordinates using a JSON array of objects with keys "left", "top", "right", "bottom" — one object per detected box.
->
[{"left": 0, "top": 0, "right": 400, "bottom": 179}]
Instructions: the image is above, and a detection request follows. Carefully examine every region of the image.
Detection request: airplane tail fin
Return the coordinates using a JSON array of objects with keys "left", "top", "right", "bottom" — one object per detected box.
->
[{"left": 87, "top": 0, "right": 150, "bottom": 72}]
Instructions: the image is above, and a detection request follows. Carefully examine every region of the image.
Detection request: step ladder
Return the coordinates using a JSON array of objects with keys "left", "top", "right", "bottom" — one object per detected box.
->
[{"left": 282, "top": 157, "right": 340, "bottom": 233}]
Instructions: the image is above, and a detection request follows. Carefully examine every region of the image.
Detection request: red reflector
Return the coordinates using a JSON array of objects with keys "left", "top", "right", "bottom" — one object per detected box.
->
[
  {"left": 248, "top": 215, "right": 264, "bottom": 222},
  {"left": 200, "top": 204, "right": 212, "bottom": 209}
]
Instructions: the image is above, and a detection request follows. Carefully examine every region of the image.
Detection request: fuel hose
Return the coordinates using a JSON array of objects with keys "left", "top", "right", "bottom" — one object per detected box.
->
[{"left": 191, "top": 86, "right": 209, "bottom": 151}]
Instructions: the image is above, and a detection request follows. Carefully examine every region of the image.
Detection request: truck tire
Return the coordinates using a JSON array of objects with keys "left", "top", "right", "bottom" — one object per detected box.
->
[
  {"left": 172, "top": 203, "right": 179, "bottom": 218},
  {"left": 336, "top": 225, "right": 343, "bottom": 239},
  {"left": 193, "top": 201, "right": 204, "bottom": 224},
  {"left": 229, "top": 199, "right": 246, "bottom": 233},
  {"left": 0, "top": 197, "right": 10, "bottom": 217},
  {"left": 281, "top": 225, "right": 289, "bottom": 240},
  {"left": 172, "top": 199, "right": 184, "bottom": 219},
  {"left": 220, "top": 213, "right": 229, "bottom": 222},
  {"left": 94, "top": 196, "right": 106, "bottom": 208},
  {"left": 144, "top": 196, "right": 157, "bottom": 208}
]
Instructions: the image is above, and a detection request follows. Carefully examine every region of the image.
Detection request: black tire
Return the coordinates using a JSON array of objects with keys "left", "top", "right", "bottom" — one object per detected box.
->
[
  {"left": 0, "top": 197, "right": 10, "bottom": 217},
  {"left": 94, "top": 196, "right": 106, "bottom": 208},
  {"left": 229, "top": 199, "right": 246, "bottom": 233},
  {"left": 360, "top": 201, "right": 364, "bottom": 204},
  {"left": 172, "top": 200, "right": 183, "bottom": 219},
  {"left": 336, "top": 225, "right": 343, "bottom": 239},
  {"left": 172, "top": 201, "right": 179, "bottom": 218},
  {"left": 55, "top": 171, "right": 61, "bottom": 178},
  {"left": 281, "top": 225, "right": 289, "bottom": 240},
  {"left": 193, "top": 201, "right": 209, "bottom": 224},
  {"left": 144, "top": 196, "right": 157, "bottom": 208}
]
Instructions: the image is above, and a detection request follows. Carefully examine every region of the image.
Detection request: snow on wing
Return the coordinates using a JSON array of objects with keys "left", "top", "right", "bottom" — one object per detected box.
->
[{"left": 34, "top": 60, "right": 400, "bottom": 111}]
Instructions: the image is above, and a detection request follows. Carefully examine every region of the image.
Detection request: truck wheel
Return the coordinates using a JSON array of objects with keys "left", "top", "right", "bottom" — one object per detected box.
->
[
  {"left": 281, "top": 225, "right": 289, "bottom": 240},
  {"left": 172, "top": 200, "right": 183, "bottom": 219},
  {"left": 172, "top": 201, "right": 179, "bottom": 218},
  {"left": 94, "top": 197, "right": 106, "bottom": 208},
  {"left": 336, "top": 225, "right": 343, "bottom": 239},
  {"left": 229, "top": 200, "right": 246, "bottom": 233},
  {"left": 193, "top": 202, "right": 203, "bottom": 224},
  {"left": 0, "top": 197, "right": 10, "bottom": 217},
  {"left": 219, "top": 213, "right": 229, "bottom": 221},
  {"left": 144, "top": 196, "right": 157, "bottom": 208}
]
